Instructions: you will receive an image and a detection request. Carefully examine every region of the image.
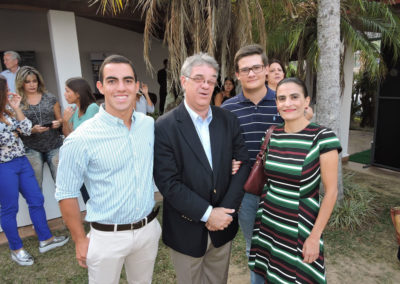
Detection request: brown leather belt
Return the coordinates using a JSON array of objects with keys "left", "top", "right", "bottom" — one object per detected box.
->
[{"left": 91, "top": 207, "right": 159, "bottom": 232}]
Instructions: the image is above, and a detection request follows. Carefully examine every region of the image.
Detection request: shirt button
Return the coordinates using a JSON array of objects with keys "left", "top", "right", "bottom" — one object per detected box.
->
[{"left": 213, "top": 189, "right": 216, "bottom": 194}]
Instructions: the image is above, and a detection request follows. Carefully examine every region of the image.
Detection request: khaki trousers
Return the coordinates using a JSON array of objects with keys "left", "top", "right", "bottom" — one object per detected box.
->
[
  {"left": 86, "top": 218, "right": 161, "bottom": 284},
  {"left": 170, "top": 235, "right": 232, "bottom": 284}
]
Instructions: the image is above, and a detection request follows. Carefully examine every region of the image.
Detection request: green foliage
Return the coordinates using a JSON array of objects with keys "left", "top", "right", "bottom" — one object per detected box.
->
[
  {"left": 262, "top": 0, "right": 400, "bottom": 80},
  {"left": 352, "top": 70, "right": 378, "bottom": 127},
  {"left": 328, "top": 172, "right": 378, "bottom": 230},
  {"left": 286, "top": 62, "right": 298, "bottom": 77}
]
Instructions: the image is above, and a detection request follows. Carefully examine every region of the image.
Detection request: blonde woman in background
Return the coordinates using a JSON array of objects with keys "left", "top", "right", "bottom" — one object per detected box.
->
[{"left": 15, "top": 66, "right": 63, "bottom": 189}]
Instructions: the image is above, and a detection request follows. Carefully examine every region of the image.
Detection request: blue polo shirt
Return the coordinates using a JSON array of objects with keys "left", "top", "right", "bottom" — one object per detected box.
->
[{"left": 221, "top": 86, "right": 283, "bottom": 166}]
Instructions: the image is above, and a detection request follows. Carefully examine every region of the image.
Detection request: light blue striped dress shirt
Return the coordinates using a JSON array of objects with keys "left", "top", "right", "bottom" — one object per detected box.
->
[{"left": 55, "top": 105, "right": 155, "bottom": 224}]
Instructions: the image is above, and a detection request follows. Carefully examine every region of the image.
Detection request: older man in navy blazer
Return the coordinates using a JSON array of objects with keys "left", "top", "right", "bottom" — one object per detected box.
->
[{"left": 154, "top": 53, "right": 250, "bottom": 284}]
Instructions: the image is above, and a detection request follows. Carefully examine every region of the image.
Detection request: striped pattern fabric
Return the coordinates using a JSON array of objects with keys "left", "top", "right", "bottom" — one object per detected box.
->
[
  {"left": 55, "top": 106, "right": 155, "bottom": 224},
  {"left": 249, "top": 123, "right": 342, "bottom": 283},
  {"left": 221, "top": 87, "right": 283, "bottom": 167}
]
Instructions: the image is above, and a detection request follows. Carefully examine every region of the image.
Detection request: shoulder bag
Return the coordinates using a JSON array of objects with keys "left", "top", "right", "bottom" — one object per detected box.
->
[{"left": 243, "top": 125, "right": 277, "bottom": 195}]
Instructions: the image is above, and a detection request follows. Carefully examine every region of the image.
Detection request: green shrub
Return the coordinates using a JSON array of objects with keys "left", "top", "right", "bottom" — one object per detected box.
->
[{"left": 327, "top": 173, "right": 378, "bottom": 231}]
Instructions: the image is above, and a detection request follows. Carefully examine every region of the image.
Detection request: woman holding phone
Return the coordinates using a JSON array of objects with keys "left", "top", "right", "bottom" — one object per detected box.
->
[
  {"left": 15, "top": 66, "right": 63, "bottom": 189},
  {"left": 0, "top": 75, "right": 68, "bottom": 266}
]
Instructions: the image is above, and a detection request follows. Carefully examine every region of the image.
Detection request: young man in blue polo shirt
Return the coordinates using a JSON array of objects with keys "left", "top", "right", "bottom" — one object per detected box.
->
[{"left": 221, "top": 44, "right": 283, "bottom": 284}]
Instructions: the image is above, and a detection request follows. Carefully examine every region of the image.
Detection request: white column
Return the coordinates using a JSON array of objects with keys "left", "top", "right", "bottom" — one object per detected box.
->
[
  {"left": 47, "top": 10, "right": 82, "bottom": 109},
  {"left": 340, "top": 45, "right": 355, "bottom": 158}
]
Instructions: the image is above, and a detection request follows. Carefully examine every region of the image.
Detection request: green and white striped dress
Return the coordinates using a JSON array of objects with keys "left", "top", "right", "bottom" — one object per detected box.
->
[{"left": 249, "top": 123, "right": 341, "bottom": 283}]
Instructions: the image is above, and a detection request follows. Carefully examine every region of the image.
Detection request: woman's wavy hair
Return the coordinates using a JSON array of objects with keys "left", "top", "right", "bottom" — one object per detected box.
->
[
  {"left": 66, "top": 77, "right": 96, "bottom": 113},
  {"left": 15, "top": 66, "right": 47, "bottom": 109},
  {"left": 0, "top": 75, "right": 12, "bottom": 124}
]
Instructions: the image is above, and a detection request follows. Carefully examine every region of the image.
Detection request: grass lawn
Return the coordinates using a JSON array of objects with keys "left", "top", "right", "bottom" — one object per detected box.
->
[
  {"left": 1, "top": 168, "right": 399, "bottom": 283},
  {"left": 0, "top": 204, "right": 248, "bottom": 283},
  {"left": 349, "top": 149, "right": 371, "bottom": 165}
]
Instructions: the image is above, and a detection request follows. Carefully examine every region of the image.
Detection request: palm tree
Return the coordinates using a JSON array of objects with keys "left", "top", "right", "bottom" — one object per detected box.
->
[
  {"left": 317, "top": 0, "right": 343, "bottom": 199},
  {"left": 262, "top": 0, "right": 400, "bottom": 81},
  {"left": 90, "top": 0, "right": 268, "bottom": 112}
]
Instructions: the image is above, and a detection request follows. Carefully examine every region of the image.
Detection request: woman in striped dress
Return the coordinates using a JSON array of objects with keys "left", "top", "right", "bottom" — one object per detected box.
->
[{"left": 249, "top": 77, "right": 341, "bottom": 283}]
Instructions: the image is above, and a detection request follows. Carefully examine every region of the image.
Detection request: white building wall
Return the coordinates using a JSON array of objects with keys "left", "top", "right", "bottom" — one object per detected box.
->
[
  {"left": 340, "top": 46, "right": 355, "bottom": 157},
  {"left": 75, "top": 16, "right": 168, "bottom": 110},
  {"left": 0, "top": 9, "right": 59, "bottom": 96},
  {"left": 48, "top": 10, "right": 83, "bottom": 109}
]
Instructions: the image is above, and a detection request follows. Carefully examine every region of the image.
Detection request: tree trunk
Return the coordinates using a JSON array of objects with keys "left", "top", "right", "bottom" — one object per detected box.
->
[{"left": 316, "top": 0, "right": 343, "bottom": 200}]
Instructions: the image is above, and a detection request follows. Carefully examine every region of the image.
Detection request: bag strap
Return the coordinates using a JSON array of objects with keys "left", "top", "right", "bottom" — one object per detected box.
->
[{"left": 259, "top": 125, "right": 277, "bottom": 153}]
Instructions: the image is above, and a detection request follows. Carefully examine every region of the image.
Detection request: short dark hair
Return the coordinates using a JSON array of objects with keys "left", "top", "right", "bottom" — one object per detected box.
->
[
  {"left": 99, "top": 55, "right": 137, "bottom": 83},
  {"left": 234, "top": 44, "right": 268, "bottom": 72},
  {"left": 269, "top": 59, "right": 286, "bottom": 76},
  {"left": 66, "top": 77, "right": 96, "bottom": 113},
  {"left": 276, "top": 77, "right": 309, "bottom": 98}
]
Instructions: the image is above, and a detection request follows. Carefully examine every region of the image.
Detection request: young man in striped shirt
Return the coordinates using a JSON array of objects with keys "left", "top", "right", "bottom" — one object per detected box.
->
[
  {"left": 221, "top": 44, "right": 283, "bottom": 284},
  {"left": 56, "top": 55, "right": 161, "bottom": 283}
]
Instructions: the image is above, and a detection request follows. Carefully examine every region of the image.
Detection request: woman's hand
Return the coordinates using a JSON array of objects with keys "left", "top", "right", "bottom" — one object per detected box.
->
[
  {"left": 141, "top": 83, "right": 149, "bottom": 96},
  {"left": 63, "top": 106, "right": 75, "bottom": 122},
  {"left": 231, "top": 159, "right": 242, "bottom": 175},
  {"left": 7, "top": 93, "right": 21, "bottom": 110},
  {"left": 52, "top": 119, "right": 62, "bottom": 129},
  {"left": 31, "top": 124, "right": 49, "bottom": 134},
  {"left": 302, "top": 235, "right": 320, "bottom": 263}
]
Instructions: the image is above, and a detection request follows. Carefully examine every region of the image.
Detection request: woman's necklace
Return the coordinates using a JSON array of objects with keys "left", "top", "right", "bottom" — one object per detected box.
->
[{"left": 30, "top": 102, "right": 42, "bottom": 125}]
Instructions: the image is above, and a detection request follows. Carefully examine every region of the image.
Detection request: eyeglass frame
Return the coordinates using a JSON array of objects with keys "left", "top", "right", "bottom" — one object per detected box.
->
[
  {"left": 185, "top": 75, "right": 219, "bottom": 88},
  {"left": 237, "top": 64, "right": 265, "bottom": 76}
]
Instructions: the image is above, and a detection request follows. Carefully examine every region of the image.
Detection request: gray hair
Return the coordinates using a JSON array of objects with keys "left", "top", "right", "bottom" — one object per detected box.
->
[
  {"left": 180, "top": 52, "right": 219, "bottom": 77},
  {"left": 4, "top": 51, "right": 21, "bottom": 64}
]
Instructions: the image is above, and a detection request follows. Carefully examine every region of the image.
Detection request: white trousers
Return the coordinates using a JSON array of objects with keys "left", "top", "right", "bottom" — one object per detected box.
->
[{"left": 86, "top": 218, "right": 161, "bottom": 284}]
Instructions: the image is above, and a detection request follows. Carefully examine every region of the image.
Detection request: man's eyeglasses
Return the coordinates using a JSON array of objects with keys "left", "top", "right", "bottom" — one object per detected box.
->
[
  {"left": 238, "top": 64, "right": 265, "bottom": 76},
  {"left": 186, "top": 76, "right": 218, "bottom": 87}
]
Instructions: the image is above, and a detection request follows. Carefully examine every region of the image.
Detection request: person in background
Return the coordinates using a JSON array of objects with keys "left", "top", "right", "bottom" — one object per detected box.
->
[
  {"left": 249, "top": 77, "right": 341, "bottom": 283},
  {"left": 265, "top": 58, "right": 286, "bottom": 93},
  {"left": 267, "top": 59, "right": 313, "bottom": 120},
  {"left": 157, "top": 59, "right": 168, "bottom": 114},
  {"left": 62, "top": 77, "right": 99, "bottom": 136},
  {"left": 15, "top": 66, "right": 63, "bottom": 189},
  {"left": 62, "top": 77, "right": 99, "bottom": 203},
  {"left": 0, "top": 75, "right": 68, "bottom": 266},
  {"left": 1, "top": 51, "right": 21, "bottom": 93},
  {"left": 135, "top": 82, "right": 154, "bottom": 114},
  {"left": 214, "top": 77, "right": 236, "bottom": 107}
]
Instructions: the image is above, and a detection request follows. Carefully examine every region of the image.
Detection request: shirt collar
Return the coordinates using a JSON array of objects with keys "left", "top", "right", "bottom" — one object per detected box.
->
[
  {"left": 183, "top": 99, "right": 213, "bottom": 123},
  {"left": 4, "top": 66, "right": 20, "bottom": 74},
  {"left": 98, "top": 104, "right": 136, "bottom": 126}
]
